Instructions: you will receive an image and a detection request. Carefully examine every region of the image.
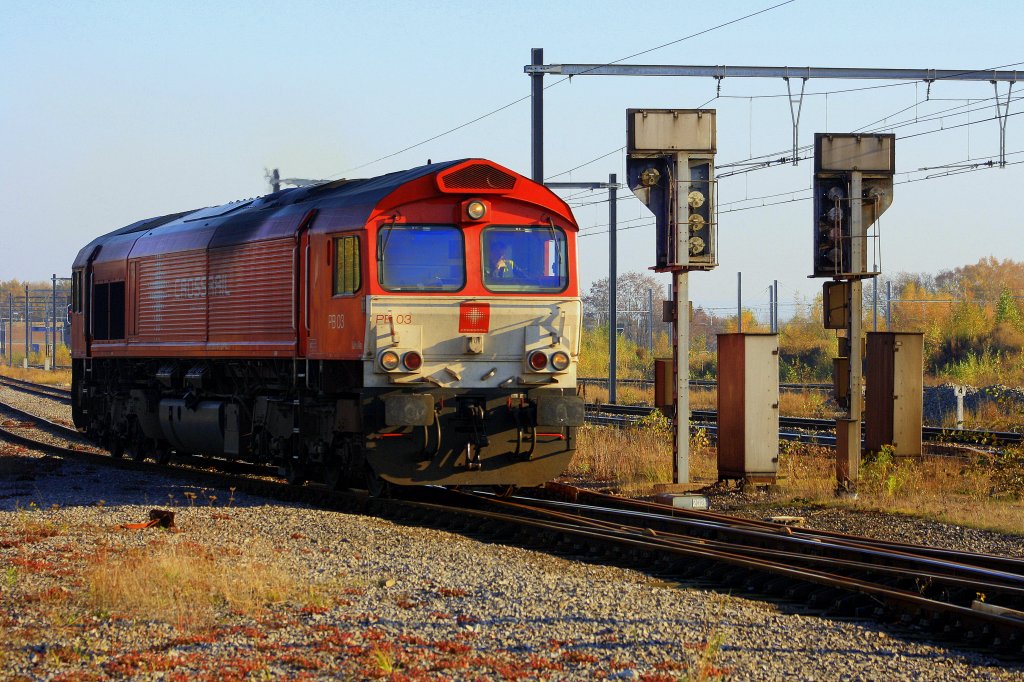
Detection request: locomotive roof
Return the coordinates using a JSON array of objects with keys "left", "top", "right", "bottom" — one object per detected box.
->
[{"left": 73, "top": 159, "right": 469, "bottom": 268}]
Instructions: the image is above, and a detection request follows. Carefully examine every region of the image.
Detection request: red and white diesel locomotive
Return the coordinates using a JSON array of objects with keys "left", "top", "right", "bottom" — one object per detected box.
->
[{"left": 70, "top": 159, "right": 584, "bottom": 492}]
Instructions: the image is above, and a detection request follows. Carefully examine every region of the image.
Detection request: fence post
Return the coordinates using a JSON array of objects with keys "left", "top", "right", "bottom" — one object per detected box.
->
[
  {"left": 8, "top": 292, "right": 13, "bottom": 367},
  {"left": 51, "top": 274, "right": 58, "bottom": 370},
  {"left": 648, "top": 288, "right": 655, "bottom": 351},
  {"left": 24, "top": 284, "right": 30, "bottom": 368}
]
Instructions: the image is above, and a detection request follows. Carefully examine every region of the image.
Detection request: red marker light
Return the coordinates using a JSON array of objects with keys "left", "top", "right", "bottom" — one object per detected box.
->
[
  {"left": 403, "top": 351, "right": 423, "bottom": 371},
  {"left": 528, "top": 351, "right": 548, "bottom": 371}
]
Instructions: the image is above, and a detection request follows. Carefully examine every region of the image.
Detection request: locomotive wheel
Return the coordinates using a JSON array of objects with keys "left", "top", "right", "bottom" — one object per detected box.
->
[
  {"left": 284, "top": 460, "right": 306, "bottom": 486},
  {"left": 323, "top": 457, "right": 346, "bottom": 491},
  {"left": 154, "top": 444, "right": 172, "bottom": 465},
  {"left": 364, "top": 466, "right": 391, "bottom": 499},
  {"left": 126, "top": 439, "right": 147, "bottom": 462}
]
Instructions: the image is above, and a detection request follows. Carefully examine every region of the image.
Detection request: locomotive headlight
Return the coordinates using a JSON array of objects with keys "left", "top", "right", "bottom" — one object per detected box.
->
[
  {"left": 527, "top": 351, "right": 548, "bottom": 371},
  {"left": 466, "top": 200, "right": 487, "bottom": 220},
  {"left": 402, "top": 351, "right": 423, "bottom": 371},
  {"left": 550, "top": 350, "right": 571, "bottom": 372},
  {"left": 380, "top": 350, "right": 401, "bottom": 371}
]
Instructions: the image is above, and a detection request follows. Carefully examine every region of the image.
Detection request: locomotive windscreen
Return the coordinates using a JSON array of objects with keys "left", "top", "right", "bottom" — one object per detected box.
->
[
  {"left": 482, "top": 226, "right": 567, "bottom": 293},
  {"left": 377, "top": 225, "right": 465, "bottom": 291}
]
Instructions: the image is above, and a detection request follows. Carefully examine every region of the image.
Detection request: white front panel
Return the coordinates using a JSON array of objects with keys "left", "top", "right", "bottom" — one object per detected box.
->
[{"left": 363, "top": 296, "right": 581, "bottom": 390}]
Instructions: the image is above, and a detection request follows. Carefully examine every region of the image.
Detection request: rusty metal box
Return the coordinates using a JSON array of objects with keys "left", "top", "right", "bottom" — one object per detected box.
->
[
  {"left": 865, "top": 332, "right": 924, "bottom": 456},
  {"left": 717, "top": 334, "right": 779, "bottom": 481},
  {"left": 653, "top": 358, "right": 673, "bottom": 417}
]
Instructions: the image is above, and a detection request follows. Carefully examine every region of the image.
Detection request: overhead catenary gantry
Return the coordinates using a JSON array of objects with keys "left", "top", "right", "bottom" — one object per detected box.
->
[
  {"left": 525, "top": 58, "right": 1019, "bottom": 173},
  {"left": 527, "top": 52, "right": 1016, "bottom": 487}
]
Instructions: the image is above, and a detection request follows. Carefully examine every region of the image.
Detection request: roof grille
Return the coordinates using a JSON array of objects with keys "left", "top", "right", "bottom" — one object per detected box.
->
[{"left": 439, "top": 163, "right": 517, "bottom": 193}]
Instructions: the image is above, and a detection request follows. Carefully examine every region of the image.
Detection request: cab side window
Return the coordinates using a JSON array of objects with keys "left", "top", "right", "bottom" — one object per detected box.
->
[
  {"left": 92, "top": 281, "right": 125, "bottom": 340},
  {"left": 72, "top": 271, "right": 83, "bottom": 312},
  {"left": 333, "top": 235, "right": 360, "bottom": 295}
]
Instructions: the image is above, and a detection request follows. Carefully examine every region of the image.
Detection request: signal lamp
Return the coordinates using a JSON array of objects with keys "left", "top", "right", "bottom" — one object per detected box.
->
[
  {"left": 527, "top": 351, "right": 548, "bottom": 371},
  {"left": 402, "top": 351, "right": 423, "bottom": 371},
  {"left": 550, "top": 350, "right": 570, "bottom": 371},
  {"left": 380, "top": 350, "right": 400, "bottom": 371},
  {"left": 684, "top": 161, "right": 713, "bottom": 260},
  {"left": 466, "top": 200, "right": 487, "bottom": 220}
]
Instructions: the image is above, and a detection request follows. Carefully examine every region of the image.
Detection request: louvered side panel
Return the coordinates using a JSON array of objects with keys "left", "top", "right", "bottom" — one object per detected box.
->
[
  {"left": 133, "top": 251, "right": 209, "bottom": 342},
  {"left": 208, "top": 239, "right": 296, "bottom": 341}
]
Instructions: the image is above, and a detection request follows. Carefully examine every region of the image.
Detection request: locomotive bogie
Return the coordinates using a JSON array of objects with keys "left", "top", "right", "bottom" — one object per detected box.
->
[
  {"left": 363, "top": 387, "right": 578, "bottom": 487},
  {"left": 72, "top": 356, "right": 580, "bottom": 487}
]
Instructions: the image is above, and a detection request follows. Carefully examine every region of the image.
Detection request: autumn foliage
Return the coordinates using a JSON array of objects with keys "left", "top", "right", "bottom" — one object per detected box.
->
[{"left": 583, "top": 258, "right": 1024, "bottom": 386}]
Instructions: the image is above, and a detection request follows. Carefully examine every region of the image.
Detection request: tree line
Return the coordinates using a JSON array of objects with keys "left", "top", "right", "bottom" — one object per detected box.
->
[{"left": 582, "top": 257, "right": 1024, "bottom": 385}]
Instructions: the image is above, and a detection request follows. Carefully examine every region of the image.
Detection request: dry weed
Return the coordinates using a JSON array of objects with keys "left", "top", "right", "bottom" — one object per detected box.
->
[
  {"left": 86, "top": 538, "right": 297, "bottom": 626},
  {"left": 577, "top": 384, "right": 653, "bottom": 406},
  {"left": 571, "top": 414, "right": 716, "bottom": 496},
  {"left": 575, "top": 422, "right": 1023, "bottom": 533},
  {"left": 776, "top": 443, "right": 1024, "bottom": 534},
  {"left": 936, "top": 398, "right": 1024, "bottom": 432},
  {"left": 0, "top": 365, "right": 71, "bottom": 387},
  {"left": 579, "top": 384, "right": 836, "bottom": 419}
]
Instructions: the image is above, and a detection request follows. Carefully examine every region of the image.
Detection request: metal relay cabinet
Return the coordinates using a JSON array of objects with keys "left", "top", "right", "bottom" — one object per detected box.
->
[
  {"left": 717, "top": 333, "right": 779, "bottom": 482},
  {"left": 865, "top": 332, "right": 924, "bottom": 456}
]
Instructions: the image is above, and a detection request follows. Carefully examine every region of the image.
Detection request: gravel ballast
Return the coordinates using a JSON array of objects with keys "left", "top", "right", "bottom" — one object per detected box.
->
[{"left": 2, "top": 440, "right": 1022, "bottom": 681}]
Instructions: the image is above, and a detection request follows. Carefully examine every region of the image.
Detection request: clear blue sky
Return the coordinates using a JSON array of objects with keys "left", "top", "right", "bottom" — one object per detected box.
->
[{"left": 2, "top": 1, "right": 1021, "bottom": 319}]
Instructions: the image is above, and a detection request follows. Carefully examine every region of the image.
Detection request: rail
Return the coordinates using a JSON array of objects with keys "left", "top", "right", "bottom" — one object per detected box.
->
[
  {"left": 579, "top": 377, "right": 832, "bottom": 391},
  {"left": 584, "top": 403, "right": 1023, "bottom": 447},
  {"left": 0, "top": 376, "right": 72, "bottom": 402}
]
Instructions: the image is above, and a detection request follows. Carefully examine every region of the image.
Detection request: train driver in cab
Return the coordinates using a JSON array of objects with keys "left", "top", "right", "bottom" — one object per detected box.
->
[{"left": 490, "top": 241, "right": 517, "bottom": 279}]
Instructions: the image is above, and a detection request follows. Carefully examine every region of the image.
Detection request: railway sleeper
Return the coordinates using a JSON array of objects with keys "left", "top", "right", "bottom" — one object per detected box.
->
[
  {"left": 805, "top": 587, "right": 843, "bottom": 609},
  {"left": 754, "top": 576, "right": 794, "bottom": 597},
  {"left": 714, "top": 567, "right": 750, "bottom": 588},
  {"left": 824, "top": 592, "right": 870, "bottom": 616},
  {"left": 784, "top": 582, "right": 819, "bottom": 602},
  {"left": 675, "top": 558, "right": 714, "bottom": 579}
]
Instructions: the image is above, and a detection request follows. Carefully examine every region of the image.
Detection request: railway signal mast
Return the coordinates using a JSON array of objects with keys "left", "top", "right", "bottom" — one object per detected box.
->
[
  {"left": 811, "top": 134, "right": 895, "bottom": 492},
  {"left": 626, "top": 109, "right": 717, "bottom": 483}
]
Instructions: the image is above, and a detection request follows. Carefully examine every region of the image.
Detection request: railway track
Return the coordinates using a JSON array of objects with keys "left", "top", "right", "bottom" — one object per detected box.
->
[
  {"left": 2, "top": 395, "right": 1023, "bottom": 656},
  {"left": 1, "top": 374, "right": 1016, "bottom": 452},
  {"left": 1, "top": 375, "right": 1018, "bottom": 450},
  {"left": 0, "top": 376, "right": 72, "bottom": 403},
  {"left": 585, "top": 402, "right": 1024, "bottom": 447},
  {"left": 442, "top": 486, "right": 1024, "bottom": 653},
  {"left": 579, "top": 376, "right": 833, "bottom": 392}
]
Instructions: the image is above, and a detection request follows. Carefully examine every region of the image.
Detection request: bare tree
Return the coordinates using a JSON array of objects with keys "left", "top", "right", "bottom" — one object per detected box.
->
[{"left": 582, "top": 271, "right": 670, "bottom": 346}]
